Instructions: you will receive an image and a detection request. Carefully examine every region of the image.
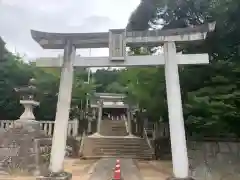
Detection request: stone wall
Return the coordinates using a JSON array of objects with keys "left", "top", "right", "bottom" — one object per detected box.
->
[
  {"left": 0, "top": 126, "right": 49, "bottom": 175},
  {"left": 154, "top": 138, "right": 240, "bottom": 180},
  {"left": 0, "top": 124, "right": 80, "bottom": 176}
]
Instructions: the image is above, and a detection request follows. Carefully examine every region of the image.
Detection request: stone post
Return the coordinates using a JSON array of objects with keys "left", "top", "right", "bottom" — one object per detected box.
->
[
  {"left": 73, "top": 118, "right": 79, "bottom": 136},
  {"left": 88, "top": 118, "right": 92, "bottom": 134},
  {"left": 92, "top": 108, "right": 96, "bottom": 119},
  {"left": 49, "top": 40, "right": 75, "bottom": 175},
  {"left": 97, "top": 100, "right": 103, "bottom": 134},
  {"left": 127, "top": 108, "right": 132, "bottom": 135},
  {"left": 164, "top": 42, "right": 189, "bottom": 179}
]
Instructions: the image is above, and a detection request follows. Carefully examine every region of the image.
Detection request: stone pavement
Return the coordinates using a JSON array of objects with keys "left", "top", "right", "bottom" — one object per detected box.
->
[
  {"left": 86, "top": 158, "right": 172, "bottom": 180},
  {"left": 0, "top": 159, "right": 173, "bottom": 180},
  {"left": 137, "top": 160, "right": 172, "bottom": 180},
  {"left": 121, "top": 159, "right": 143, "bottom": 180},
  {"left": 0, "top": 158, "right": 97, "bottom": 180},
  {"left": 88, "top": 158, "right": 116, "bottom": 180},
  {"left": 64, "top": 159, "right": 98, "bottom": 180},
  {"left": 88, "top": 158, "right": 143, "bottom": 180}
]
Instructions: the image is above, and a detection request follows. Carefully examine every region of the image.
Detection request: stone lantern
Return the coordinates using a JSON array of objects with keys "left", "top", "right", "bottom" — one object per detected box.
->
[{"left": 14, "top": 78, "right": 40, "bottom": 130}]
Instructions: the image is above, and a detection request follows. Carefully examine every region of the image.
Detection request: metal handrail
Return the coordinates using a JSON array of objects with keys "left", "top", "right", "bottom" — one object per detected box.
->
[
  {"left": 79, "top": 130, "right": 86, "bottom": 156},
  {"left": 143, "top": 127, "right": 153, "bottom": 151}
]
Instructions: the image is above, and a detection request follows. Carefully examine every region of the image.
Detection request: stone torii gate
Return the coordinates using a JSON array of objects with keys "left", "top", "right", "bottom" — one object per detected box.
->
[{"left": 31, "top": 22, "right": 215, "bottom": 180}]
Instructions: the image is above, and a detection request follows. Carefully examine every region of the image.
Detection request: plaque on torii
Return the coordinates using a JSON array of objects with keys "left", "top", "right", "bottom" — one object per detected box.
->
[
  {"left": 109, "top": 29, "right": 126, "bottom": 61},
  {"left": 31, "top": 22, "right": 216, "bottom": 179}
]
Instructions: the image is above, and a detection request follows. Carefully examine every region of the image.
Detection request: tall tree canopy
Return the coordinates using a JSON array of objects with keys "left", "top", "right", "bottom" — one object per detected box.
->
[{"left": 125, "top": 0, "right": 240, "bottom": 137}]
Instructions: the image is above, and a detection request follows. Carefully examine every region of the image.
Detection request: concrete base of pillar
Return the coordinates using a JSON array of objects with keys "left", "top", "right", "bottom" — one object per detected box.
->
[
  {"left": 36, "top": 172, "right": 72, "bottom": 180},
  {"left": 167, "top": 177, "right": 194, "bottom": 180}
]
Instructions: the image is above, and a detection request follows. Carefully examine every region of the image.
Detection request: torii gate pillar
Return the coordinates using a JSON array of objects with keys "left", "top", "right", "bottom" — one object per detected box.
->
[
  {"left": 50, "top": 41, "right": 76, "bottom": 174},
  {"left": 164, "top": 42, "right": 189, "bottom": 178}
]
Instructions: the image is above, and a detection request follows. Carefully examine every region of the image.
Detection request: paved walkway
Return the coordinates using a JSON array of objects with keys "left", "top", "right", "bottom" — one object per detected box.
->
[
  {"left": 64, "top": 159, "right": 98, "bottom": 180},
  {"left": 121, "top": 159, "right": 143, "bottom": 180},
  {"left": 0, "top": 159, "right": 173, "bottom": 180},
  {"left": 88, "top": 158, "right": 116, "bottom": 180},
  {"left": 88, "top": 158, "right": 143, "bottom": 180},
  {"left": 137, "top": 160, "right": 172, "bottom": 180},
  {"left": 0, "top": 158, "right": 97, "bottom": 180}
]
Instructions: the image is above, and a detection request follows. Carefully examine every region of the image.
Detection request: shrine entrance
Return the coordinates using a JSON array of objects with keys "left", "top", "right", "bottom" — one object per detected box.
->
[
  {"left": 90, "top": 92, "right": 134, "bottom": 132},
  {"left": 103, "top": 108, "right": 126, "bottom": 120},
  {"left": 31, "top": 22, "right": 215, "bottom": 179}
]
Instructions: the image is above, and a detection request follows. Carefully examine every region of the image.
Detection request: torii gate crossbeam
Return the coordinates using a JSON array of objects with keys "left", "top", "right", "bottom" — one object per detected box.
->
[{"left": 36, "top": 54, "right": 209, "bottom": 67}]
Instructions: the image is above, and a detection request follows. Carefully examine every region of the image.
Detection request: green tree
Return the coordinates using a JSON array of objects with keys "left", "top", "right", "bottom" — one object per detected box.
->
[{"left": 126, "top": 0, "right": 240, "bottom": 136}]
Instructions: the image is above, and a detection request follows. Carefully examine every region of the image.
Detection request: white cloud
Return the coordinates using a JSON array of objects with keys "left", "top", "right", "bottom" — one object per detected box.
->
[{"left": 0, "top": 0, "right": 140, "bottom": 60}]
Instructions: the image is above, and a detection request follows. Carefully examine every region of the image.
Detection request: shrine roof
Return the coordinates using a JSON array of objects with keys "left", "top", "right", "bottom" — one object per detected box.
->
[{"left": 94, "top": 93, "right": 126, "bottom": 99}]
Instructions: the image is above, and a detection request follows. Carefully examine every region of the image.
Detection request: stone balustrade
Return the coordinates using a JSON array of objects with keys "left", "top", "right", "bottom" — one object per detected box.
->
[
  {"left": 143, "top": 122, "right": 169, "bottom": 139},
  {"left": 0, "top": 119, "right": 79, "bottom": 137}
]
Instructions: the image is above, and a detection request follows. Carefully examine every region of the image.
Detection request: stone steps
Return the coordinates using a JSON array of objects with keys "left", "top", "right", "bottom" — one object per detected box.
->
[
  {"left": 92, "top": 148, "right": 152, "bottom": 153},
  {"left": 88, "top": 145, "right": 150, "bottom": 149},
  {"left": 82, "top": 119, "right": 153, "bottom": 159},
  {"left": 0, "top": 162, "right": 8, "bottom": 175},
  {"left": 90, "top": 153, "right": 152, "bottom": 160},
  {"left": 82, "top": 137, "right": 153, "bottom": 160},
  {"left": 100, "top": 120, "right": 127, "bottom": 136}
]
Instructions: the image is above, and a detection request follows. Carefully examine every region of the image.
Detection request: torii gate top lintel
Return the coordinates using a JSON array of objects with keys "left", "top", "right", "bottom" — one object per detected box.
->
[
  {"left": 32, "top": 22, "right": 216, "bottom": 67},
  {"left": 31, "top": 22, "right": 215, "bottom": 50}
]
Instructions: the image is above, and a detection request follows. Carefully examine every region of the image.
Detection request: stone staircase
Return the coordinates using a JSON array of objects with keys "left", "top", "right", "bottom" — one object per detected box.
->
[
  {"left": 81, "top": 136, "right": 153, "bottom": 159},
  {"left": 99, "top": 120, "right": 128, "bottom": 136},
  {"left": 81, "top": 120, "right": 153, "bottom": 159}
]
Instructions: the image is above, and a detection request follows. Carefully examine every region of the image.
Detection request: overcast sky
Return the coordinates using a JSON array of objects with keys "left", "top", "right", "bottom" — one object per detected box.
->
[{"left": 0, "top": 0, "right": 140, "bottom": 60}]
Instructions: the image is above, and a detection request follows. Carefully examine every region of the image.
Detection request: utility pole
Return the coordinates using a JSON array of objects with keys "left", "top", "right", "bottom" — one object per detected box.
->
[{"left": 85, "top": 49, "right": 91, "bottom": 111}]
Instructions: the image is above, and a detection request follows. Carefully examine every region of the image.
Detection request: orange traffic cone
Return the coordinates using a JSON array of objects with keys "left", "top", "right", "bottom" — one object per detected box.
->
[{"left": 113, "top": 159, "right": 121, "bottom": 180}]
